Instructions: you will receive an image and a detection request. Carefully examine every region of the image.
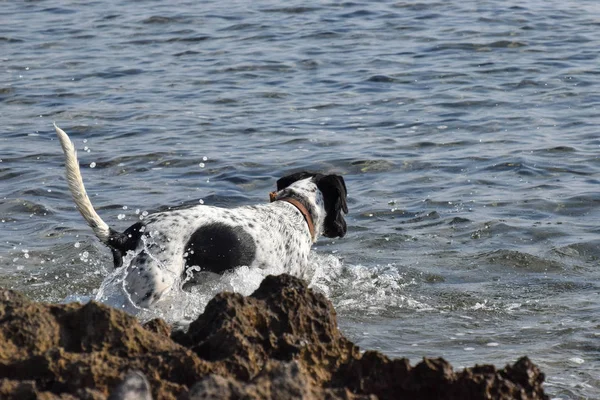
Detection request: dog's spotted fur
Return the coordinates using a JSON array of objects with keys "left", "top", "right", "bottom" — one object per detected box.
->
[{"left": 54, "top": 124, "right": 348, "bottom": 307}]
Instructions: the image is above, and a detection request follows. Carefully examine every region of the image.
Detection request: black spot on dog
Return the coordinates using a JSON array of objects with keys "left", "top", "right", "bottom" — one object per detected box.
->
[
  {"left": 183, "top": 223, "right": 256, "bottom": 276},
  {"left": 108, "top": 222, "right": 145, "bottom": 269}
]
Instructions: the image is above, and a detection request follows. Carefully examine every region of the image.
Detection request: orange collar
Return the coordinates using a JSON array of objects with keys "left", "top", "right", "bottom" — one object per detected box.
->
[{"left": 269, "top": 192, "right": 316, "bottom": 241}]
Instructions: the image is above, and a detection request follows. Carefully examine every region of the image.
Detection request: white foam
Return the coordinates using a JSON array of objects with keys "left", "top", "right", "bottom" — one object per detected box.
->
[
  {"left": 86, "top": 251, "right": 430, "bottom": 324},
  {"left": 309, "top": 257, "right": 433, "bottom": 315},
  {"left": 94, "top": 261, "right": 142, "bottom": 315},
  {"left": 92, "top": 251, "right": 323, "bottom": 324}
]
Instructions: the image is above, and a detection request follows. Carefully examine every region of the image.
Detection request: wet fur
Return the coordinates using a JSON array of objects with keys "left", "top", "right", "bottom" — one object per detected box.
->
[{"left": 54, "top": 124, "right": 348, "bottom": 307}]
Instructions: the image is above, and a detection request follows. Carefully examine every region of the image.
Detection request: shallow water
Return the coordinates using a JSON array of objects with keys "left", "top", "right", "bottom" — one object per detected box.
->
[{"left": 2, "top": 1, "right": 599, "bottom": 398}]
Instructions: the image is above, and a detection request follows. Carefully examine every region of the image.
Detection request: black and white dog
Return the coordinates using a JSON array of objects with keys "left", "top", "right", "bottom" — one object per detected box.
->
[{"left": 54, "top": 124, "right": 348, "bottom": 307}]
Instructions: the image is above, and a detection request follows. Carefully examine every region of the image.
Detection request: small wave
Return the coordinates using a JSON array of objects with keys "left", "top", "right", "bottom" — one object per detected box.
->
[
  {"left": 481, "top": 249, "right": 563, "bottom": 272},
  {"left": 142, "top": 16, "right": 188, "bottom": 24},
  {"left": 263, "top": 7, "right": 321, "bottom": 14},
  {"left": 349, "top": 159, "right": 396, "bottom": 173}
]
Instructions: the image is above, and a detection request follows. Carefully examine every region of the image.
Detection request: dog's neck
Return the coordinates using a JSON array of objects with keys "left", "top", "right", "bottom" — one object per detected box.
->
[
  {"left": 269, "top": 178, "right": 325, "bottom": 242},
  {"left": 270, "top": 193, "right": 316, "bottom": 241}
]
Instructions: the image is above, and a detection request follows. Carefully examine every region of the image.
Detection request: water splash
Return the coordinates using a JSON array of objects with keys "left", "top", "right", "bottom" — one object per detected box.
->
[
  {"left": 86, "top": 250, "right": 434, "bottom": 324},
  {"left": 93, "top": 248, "right": 322, "bottom": 323},
  {"left": 317, "top": 260, "right": 433, "bottom": 316}
]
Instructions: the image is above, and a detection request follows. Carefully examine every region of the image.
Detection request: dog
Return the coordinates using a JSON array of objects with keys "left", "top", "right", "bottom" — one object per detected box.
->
[{"left": 54, "top": 124, "right": 348, "bottom": 307}]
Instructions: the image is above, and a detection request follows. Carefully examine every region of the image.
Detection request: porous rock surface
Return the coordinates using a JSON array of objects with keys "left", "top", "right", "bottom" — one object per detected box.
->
[{"left": 0, "top": 274, "right": 548, "bottom": 400}]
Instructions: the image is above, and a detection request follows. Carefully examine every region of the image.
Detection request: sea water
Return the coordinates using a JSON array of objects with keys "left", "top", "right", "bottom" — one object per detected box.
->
[{"left": 2, "top": 1, "right": 599, "bottom": 398}]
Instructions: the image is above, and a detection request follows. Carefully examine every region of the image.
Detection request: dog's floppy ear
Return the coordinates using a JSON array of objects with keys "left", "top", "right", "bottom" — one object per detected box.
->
[
  {"left": 316, "top": 174, "right": 348, "bottom": 238},
  {"left": 276, "top": 171, "right": 319, "bottom": 191}
]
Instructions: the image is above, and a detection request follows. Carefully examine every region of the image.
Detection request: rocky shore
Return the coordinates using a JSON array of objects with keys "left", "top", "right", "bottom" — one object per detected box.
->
[{"left": 0, "top": 274, "right": 547, "bottom": 399}]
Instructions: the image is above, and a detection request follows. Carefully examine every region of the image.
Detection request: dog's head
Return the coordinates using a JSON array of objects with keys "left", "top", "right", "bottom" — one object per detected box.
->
[{"left": 276, "top": 171, "right": 348, "bottom": 238}]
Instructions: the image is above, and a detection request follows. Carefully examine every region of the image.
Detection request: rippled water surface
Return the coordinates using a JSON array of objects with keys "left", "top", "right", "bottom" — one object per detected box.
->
[{"left": 2, "top": 1, "right": 599, "bottom": 398}]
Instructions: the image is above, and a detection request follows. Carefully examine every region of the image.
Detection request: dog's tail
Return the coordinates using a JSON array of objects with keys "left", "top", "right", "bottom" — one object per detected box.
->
[{"left": 54, "top": 123, "right": 112, "bottom": 244}]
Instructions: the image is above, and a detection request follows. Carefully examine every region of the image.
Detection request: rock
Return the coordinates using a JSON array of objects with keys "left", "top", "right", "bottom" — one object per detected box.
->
[
  {"left": 0, "top": 288, "right": 215, "bottom": 399},
  {"left": 335, "top": 350, "right": 547, "bottom": 400},
  {"left": 174, "top": 274, "right": 359, "bottom": 384},
  {"left": 108, "top": 371, "right": 152, "bottom": 400},
  {"left": 0, "top": 275, "right": 549, "bottom": 400},
  {"left": 186, "top": 360, "right": 373, "bottom": 400},
  {"left": 143, "top": 318, "right": 172, "bottom": 338}
]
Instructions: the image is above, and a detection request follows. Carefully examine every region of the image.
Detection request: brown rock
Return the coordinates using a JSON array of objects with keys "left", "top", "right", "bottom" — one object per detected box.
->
[
  {"left": 0, "top": 275, "right": 549, "bottom": 400},
  {"left": 143, "top": 318, "right": 172, "bottom": 338},
  {"left": 174, "top": 274, "right": 359, "bottom": 384},
  {"left": 0, "top": 288, "right": 213, "bottom": 399},
  {"left": 335, "top": 350, "right": 548, "bottom": 400},
  {"left": 186, "top": 361, "right": 373, "bottom": 400}
]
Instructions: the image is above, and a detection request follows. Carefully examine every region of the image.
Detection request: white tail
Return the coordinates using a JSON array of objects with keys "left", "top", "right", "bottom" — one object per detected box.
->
[{"left": 54, "top": 123, "right": 111, "bottom": 243}]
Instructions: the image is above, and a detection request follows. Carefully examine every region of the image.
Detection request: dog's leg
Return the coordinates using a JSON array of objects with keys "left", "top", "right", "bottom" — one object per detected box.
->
[{"left": 123, "top": 250, "right": 177, "bottom": 307}]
